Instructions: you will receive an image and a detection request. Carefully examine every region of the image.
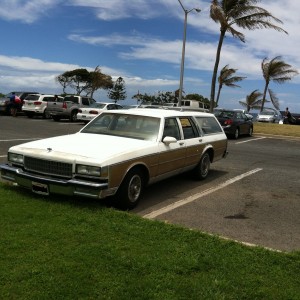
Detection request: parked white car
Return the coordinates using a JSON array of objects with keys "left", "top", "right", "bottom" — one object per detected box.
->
[
  {"left": 77, "top": 102, "right": 124, "bottom": 123},
  {"left": 256, "top": 109, "right": 282, "bottom": 123},
  {"left": 0, "top": 109, "right": 228, "bottom": 209},
  {"left": 22, "top": 94, "right": 63, "bottom": 118}
]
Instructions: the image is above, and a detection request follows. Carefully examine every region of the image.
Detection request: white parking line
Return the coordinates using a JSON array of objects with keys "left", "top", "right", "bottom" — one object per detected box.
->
[
  {"left": 0, "top": 155, "right": 7, "bottom": 158},
  {"left": 235, "top": 137, "right": 266, "bottom": 144},
  {"left": 143, "top": 168, "right": 263, "bottom": 219}
]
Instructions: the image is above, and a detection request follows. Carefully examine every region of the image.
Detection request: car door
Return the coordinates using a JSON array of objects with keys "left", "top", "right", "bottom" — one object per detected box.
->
[
  {"left": 237, "top": 112, "right": 251, "bottom": 134},
  {"left": 156, "top": 117, "right": 186, "bottom": 177},
  {"left": 179, "top": 117, "right": 205, "bottom": 169}
]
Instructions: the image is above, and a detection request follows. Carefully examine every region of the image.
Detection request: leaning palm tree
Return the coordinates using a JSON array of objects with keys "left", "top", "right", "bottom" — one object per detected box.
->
[
  {"left": 209, "top": 0, "right": 287, "bottom": 112},
  {"left": 215, "top": 64, "right": 246, "bottom": 107},
  {"left": 261, "top": 56, "right": 298, "bottom": 111},
  {"left": 239, "top": 89, "right": 263, "bottom": 112}
]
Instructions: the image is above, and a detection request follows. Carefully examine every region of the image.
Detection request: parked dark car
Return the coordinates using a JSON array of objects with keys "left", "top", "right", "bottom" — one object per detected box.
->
[
  {"left": 0, "top": 91, "right": 39, "bottom": 115},
  {"left": 214, "top": 109, "right": 253, "bottom": 139}
]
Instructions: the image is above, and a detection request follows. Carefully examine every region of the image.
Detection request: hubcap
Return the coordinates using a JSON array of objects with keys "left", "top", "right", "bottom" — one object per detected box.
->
[{"left": 128, "top": 175, "right": 141, "bottom": 202}]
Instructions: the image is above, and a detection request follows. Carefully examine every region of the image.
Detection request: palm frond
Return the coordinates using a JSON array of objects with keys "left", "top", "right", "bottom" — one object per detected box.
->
[{"left": 268, "top": 88, "right": 280, "bottom": 110}]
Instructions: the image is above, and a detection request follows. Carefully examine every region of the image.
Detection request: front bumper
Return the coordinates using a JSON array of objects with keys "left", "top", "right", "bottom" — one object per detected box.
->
[{"left": 0, "top": 164, "right": 110, "bottom": 199}]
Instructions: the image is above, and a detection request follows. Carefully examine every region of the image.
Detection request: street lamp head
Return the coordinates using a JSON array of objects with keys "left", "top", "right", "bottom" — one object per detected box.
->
[{"left": 195, "top": 8, "right": 201, "bottom": 13}]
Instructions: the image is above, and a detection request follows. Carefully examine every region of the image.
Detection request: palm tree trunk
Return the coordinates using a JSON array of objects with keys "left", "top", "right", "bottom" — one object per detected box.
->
[
  {"left": 261, "top": 81, "right": 269, "bottom": 112},
  {"left": 210, "top": 30, "right": 225, "bottom": 112},
  {"left": 215, "top": 84, "right": 222, "bottom": 108}
]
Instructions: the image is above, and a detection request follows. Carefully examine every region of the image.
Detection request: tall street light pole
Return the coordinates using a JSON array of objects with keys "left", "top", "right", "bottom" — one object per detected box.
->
[{"left": 177, "top": 0, "right": 200, "bottom": 107}]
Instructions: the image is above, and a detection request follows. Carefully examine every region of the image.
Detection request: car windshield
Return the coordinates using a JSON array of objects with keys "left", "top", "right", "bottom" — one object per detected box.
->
[
  {"left": 214, "top": 111, "right": 234, "bottom": 118},
  {"left": 25, "top": 95, "right": 39, "bottom": 101},
  {"left": 91, "top": 103, "right": 106, "bottom": 109},
  {"left": 261, "top": 111, "right": 274, "bottom": 115},
  {"left": 81, "top": 112, "right": 160, "bottom": 141}
]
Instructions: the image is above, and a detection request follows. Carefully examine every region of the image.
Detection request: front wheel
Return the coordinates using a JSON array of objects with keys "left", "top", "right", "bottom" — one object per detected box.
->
[
  {"left": 115, "top": 169, "right": 145, "bottom": 210},
  {"left": 193, "top": 152, "right": 211, "bottom": 180},
  {"left": 248, "top": 126, "right": 253, "bottom": 136}
]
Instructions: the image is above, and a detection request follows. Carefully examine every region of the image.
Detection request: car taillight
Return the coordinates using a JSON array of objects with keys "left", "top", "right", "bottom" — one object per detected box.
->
[
  {"left": 78, "top": 109, "right": 82, "bottom": 113},
  {"left": 224, "top": 119, "right": 233, "bottom": 125},
  {"left": 34, "top": 101, "right": 42, "bottom": 105},
  {"left": 62, "top": 102, "right": 67, "bottom": 109},
  {"left": 89, "top": 110, "right": 99, "bottom": 115}
]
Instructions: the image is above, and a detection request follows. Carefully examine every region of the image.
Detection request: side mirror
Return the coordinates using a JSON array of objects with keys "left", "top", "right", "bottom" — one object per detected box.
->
[{"left": 163, "top": 136, "right": 177, "bottom": 145}]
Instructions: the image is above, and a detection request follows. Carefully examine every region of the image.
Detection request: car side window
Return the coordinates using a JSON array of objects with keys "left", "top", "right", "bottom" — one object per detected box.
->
[
  {"left": 179, "top": 117, "right": 198, "bottom": 139},
  {"left": 82, "top": 98, "right": 89, "bottom": 106},
  {"left": 163, "top": 118, "right": 180, "bottom": 140},
  {"left": 195, "top": 117, "right": 223, "bottom": 135},
  {"left": 89, "top": 98, "right": 96, "bottom": 105}
]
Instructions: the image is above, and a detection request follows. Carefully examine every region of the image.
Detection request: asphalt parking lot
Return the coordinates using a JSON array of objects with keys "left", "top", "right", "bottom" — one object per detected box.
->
[{"left": 1, "top": 115, "right": 299, "bottom": 252}]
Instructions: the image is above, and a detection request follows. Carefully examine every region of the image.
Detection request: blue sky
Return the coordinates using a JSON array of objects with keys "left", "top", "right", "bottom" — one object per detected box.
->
[{"left": 0, "top": 0, "right": 300, "bottom": 112}]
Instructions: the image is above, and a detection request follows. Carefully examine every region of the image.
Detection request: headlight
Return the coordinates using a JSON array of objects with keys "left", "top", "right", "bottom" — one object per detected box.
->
[
  {"left": 76, "top": 165, "right": 101, "bottom": 177},
  {"left": 8, "top": 152, "right": 24, "bottom": 165}
]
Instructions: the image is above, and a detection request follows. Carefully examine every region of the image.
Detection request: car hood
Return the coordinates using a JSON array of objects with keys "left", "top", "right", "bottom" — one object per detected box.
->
[{"left": 10, "top": 133, "right": 155, "bottom": 165}]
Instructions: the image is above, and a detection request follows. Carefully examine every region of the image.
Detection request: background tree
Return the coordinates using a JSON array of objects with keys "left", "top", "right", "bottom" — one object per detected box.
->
[
  {"left": 156, "top": 91, "right": 176, "bottom": 104},
  {"left": 261, "top": 56, "right": 298, "bottom": 111},
  {"left": 107, "top": 77, "right": 127, "bottom": 103},
  {"left": 85, "top": 66, "right": 113, "bottom": 98},
  {"left": 66, "top": 69, "right": 91, "bottom": 95},
  {"left": 55, "top": 74, "right": 70, "bottom": 94},
  {"left": 132, "top": 91, "right": 142, "bottom": 105},
  {"left": 215, "top": 65, "right": 246, "bottom": 107},
  {"left": 239, "top": 89, "right": 263, "bottom": 112},
  {"left": 56, "top": 67, "right": 113, "bottom": 96},
  {"left": 209, "top": 0, "right": 287, "bottom": 112}
]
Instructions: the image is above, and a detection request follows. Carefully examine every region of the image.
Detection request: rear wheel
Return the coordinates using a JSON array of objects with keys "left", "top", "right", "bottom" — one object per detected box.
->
[
  {"left": 43, "top": 109, "right": 51, "bottom": 119},
  {"left": 233, "top": 128, "right": 239, "bottom": 139},
  {"left": 115, "top": 168, "right": 145, "bottom": 210},
  {"left": 193, "top": 152, "right": 210, "bottom": 180},
  {"left": 70, "top": 111, "right": 78, "bottom": 122}
]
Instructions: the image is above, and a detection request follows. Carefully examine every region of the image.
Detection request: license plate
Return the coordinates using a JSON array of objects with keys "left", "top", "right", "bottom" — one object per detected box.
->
[{"left": 32, "top": 181, "right": 49, "bottom": 195}]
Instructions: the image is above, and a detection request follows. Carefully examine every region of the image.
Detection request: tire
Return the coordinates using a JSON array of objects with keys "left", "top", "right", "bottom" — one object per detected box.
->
[
  {"left": 193, "top": 152, "right": 211, "bottom": 180},
  {"left": 115, "top": 168, "right": 145, "bottom": 210},
  {"left": 70, "top": 110, "right": 78, "bottom": 122},
  {"left": 248, "top": 126, "right": 253, "bottom": 136},
  {"left": 52, "top": 116, "right": 61, "bottom": 122},
  {"left": 233, "top": 128, "right": 239, "bottom": 139},
  {"left": 43, "top": 109, "right": 51, "bottom": 119}
]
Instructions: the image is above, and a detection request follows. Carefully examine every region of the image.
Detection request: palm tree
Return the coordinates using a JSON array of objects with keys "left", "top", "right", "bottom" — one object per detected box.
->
[
  {"left": 215, "top": 65, "right": 246, "bottom": 107},
  {"left": 261, "top": 56, "right": 298, "bottom": 111},
  {"left": 209, "top": 0, "right": 287, "bottom": 112},
  {"left": 239, "top": 89, "right": 263, "bottom": 112}
]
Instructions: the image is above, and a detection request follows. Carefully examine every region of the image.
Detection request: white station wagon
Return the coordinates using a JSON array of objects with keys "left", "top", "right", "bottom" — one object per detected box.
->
[{"left": 0, "top": 109, "right": 228, "bottom": 209}]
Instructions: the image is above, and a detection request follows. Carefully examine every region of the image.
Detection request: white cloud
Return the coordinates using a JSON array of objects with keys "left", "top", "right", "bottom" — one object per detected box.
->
[{"left": 0, "top": 0, "right": 61, "bottom": 23}]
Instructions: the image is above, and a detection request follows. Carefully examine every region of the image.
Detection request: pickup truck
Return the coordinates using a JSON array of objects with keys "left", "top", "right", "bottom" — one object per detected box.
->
[{"left": 47, "top": 95, "right": 96, "bottom": 122}]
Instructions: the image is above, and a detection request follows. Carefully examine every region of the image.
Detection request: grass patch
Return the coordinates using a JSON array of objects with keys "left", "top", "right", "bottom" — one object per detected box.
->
[
  {"left": 1, "top": 183, "right": 300, "bottom": 299},
  {"left": 254, "top": 122, "right": 300, "bottom": 137}
]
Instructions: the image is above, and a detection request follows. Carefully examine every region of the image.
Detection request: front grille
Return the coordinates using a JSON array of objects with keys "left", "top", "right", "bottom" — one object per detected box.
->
[{"left": 24, "top": 156, "right": 72, "bottom": 178}]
